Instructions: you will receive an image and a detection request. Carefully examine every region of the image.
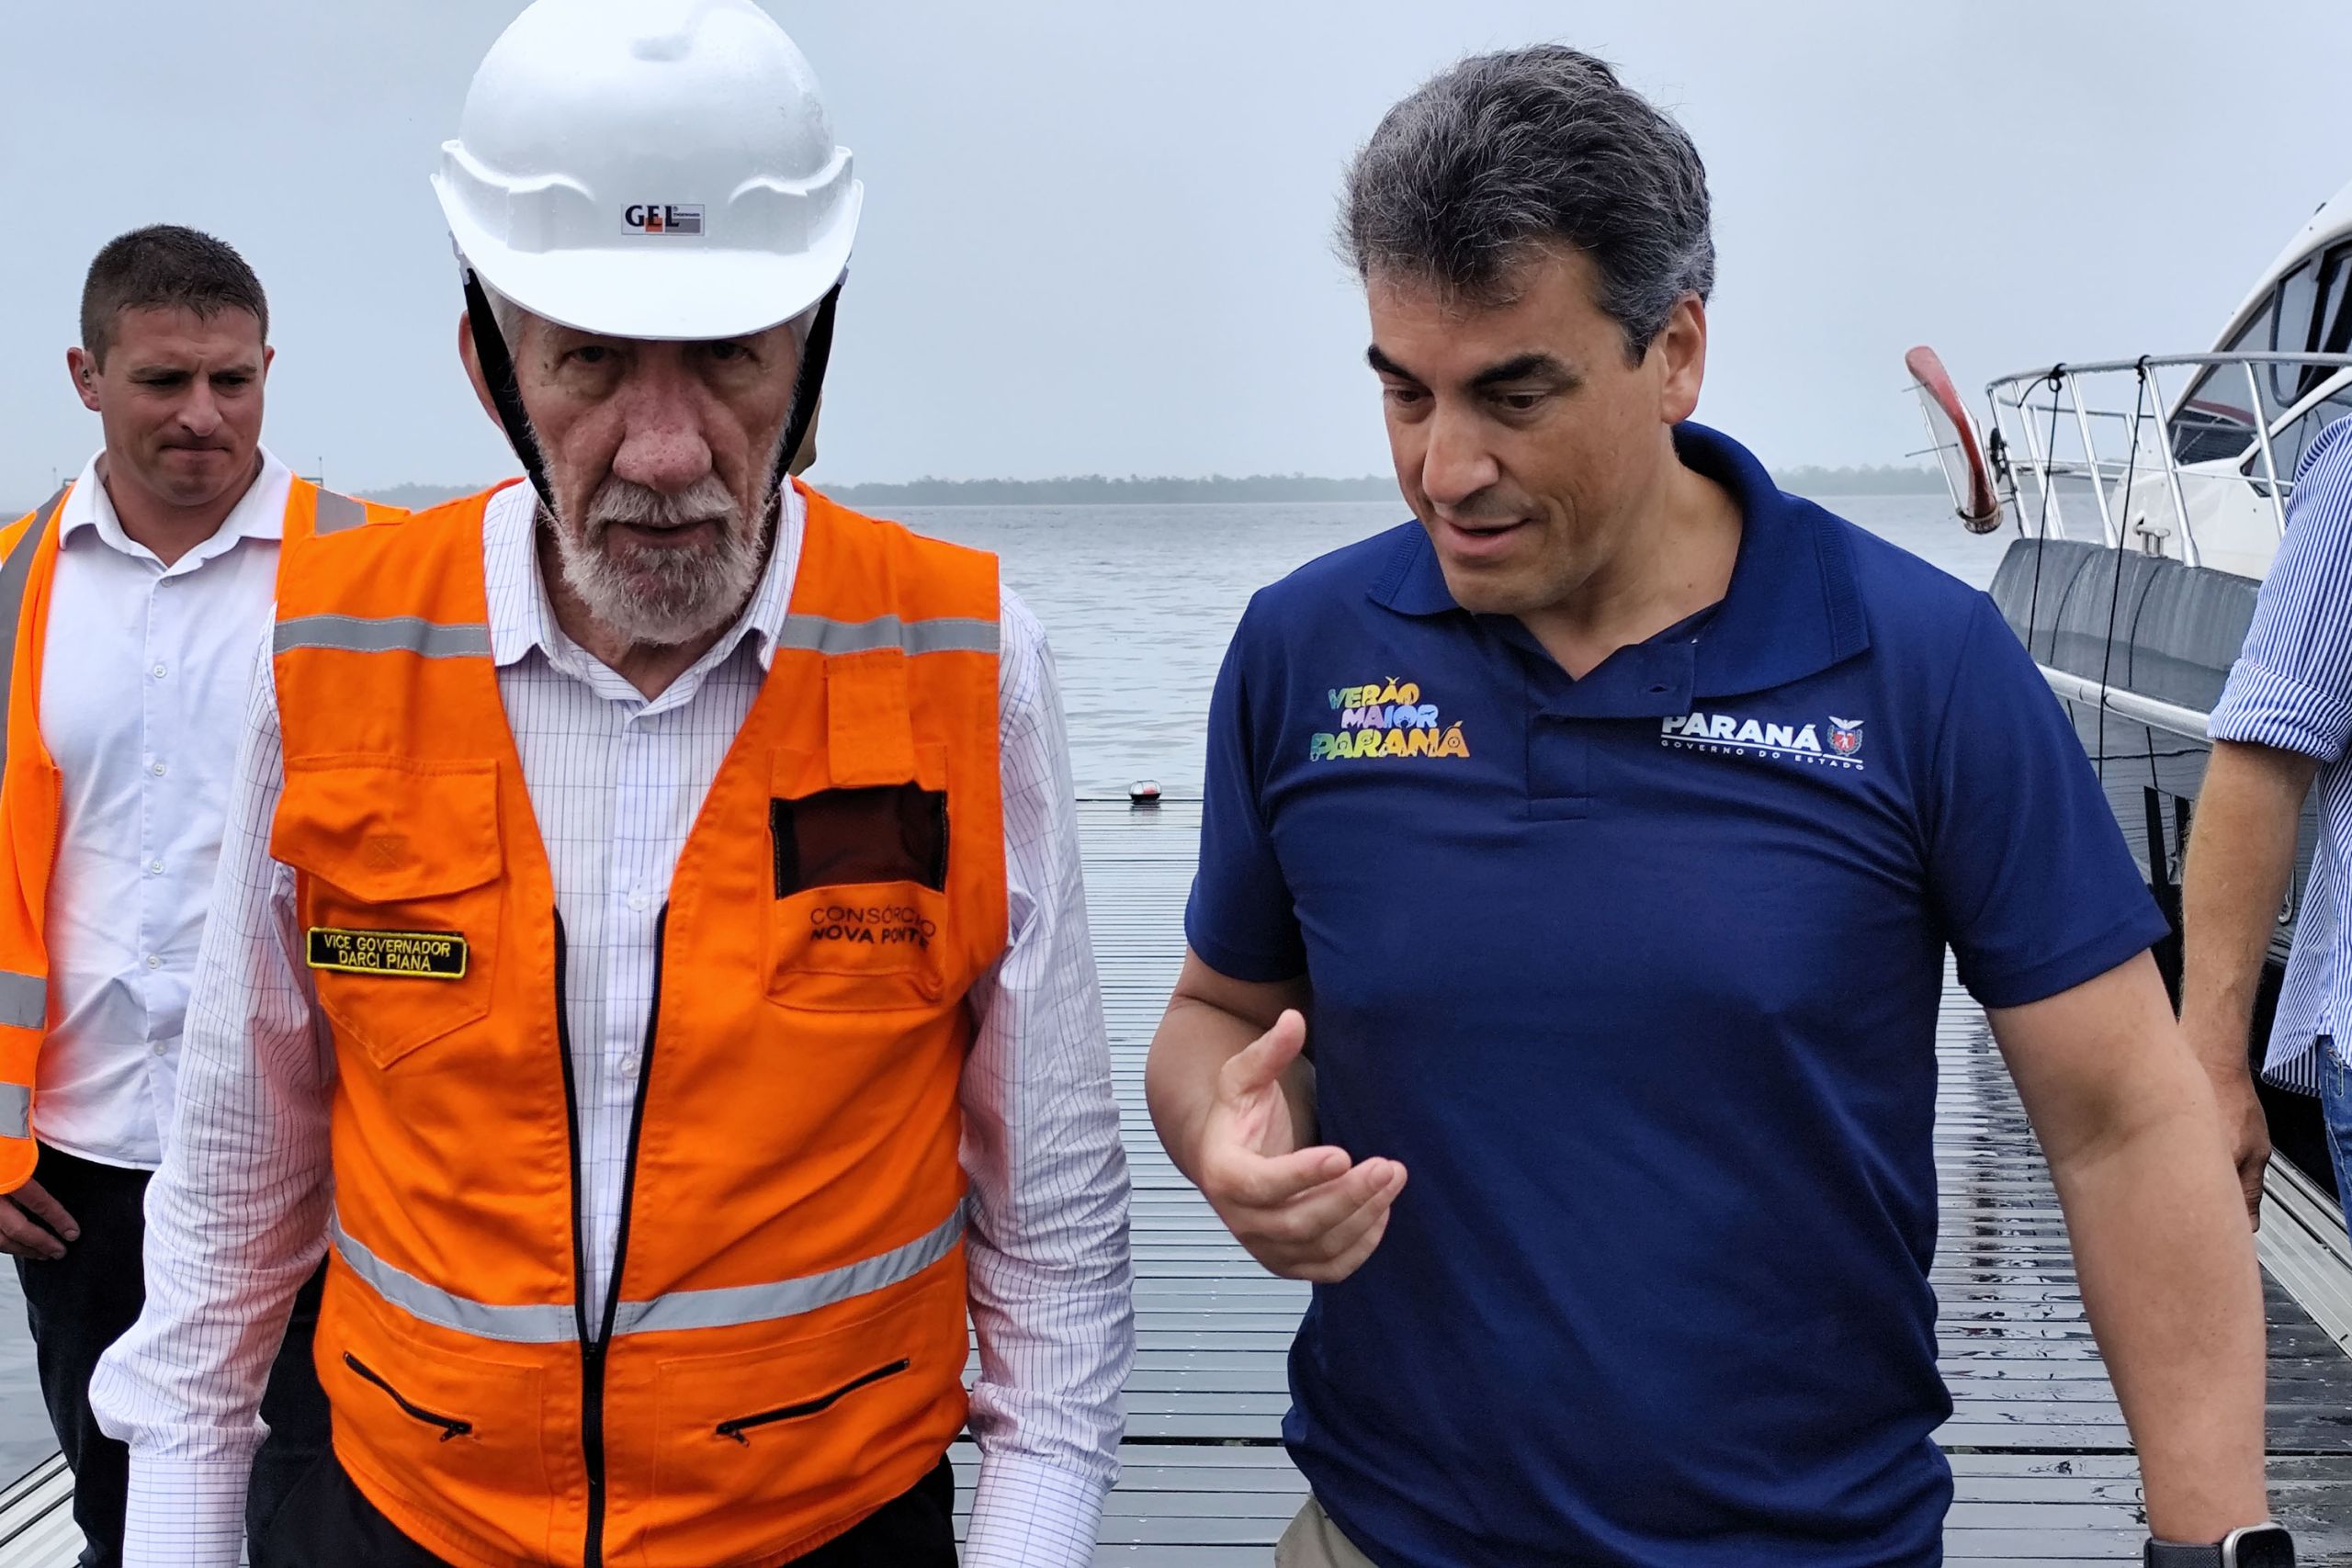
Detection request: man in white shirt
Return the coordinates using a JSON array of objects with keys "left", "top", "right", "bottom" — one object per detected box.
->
[
  {"left": 90, "top": 6, "right": 1134, "bottom": 1567},
  {"left": 0, "top": 228, "right": 390, "bottom": 1565}
]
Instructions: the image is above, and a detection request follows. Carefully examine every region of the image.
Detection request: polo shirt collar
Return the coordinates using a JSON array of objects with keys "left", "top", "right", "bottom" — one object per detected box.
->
[
  {"left": 1679, "top": 423, "right": 1870, "bottom": 698},
  {"left": 1367, "top": 422, "right": 1869, "bottom": 702}
]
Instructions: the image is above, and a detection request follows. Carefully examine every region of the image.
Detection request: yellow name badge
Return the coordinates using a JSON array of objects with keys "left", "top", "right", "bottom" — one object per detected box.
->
[{"left": 306, "top": 928, "right": 469, "bottom": 981}]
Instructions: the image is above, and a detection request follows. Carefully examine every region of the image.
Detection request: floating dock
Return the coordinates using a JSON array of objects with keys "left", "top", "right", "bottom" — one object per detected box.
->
[{"left": 3, "top": 799, "right": 2350, "bottom": 1564}]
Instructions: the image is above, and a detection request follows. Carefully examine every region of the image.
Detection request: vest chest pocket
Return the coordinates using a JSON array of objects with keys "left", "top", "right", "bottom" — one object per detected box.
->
[
  {"left": 764, "top": 745, "right": 953, "bottom": 1013},
  {"left": 270, "top": 759, "right": 503, "bottom": 1069}
]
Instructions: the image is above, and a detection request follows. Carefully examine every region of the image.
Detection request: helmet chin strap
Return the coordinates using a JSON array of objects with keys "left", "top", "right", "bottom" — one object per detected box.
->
[
  {"left": 767, "top": 279, "right": 843, "bottom": 515},
  {"left": 465, "top": 269, "right": 844, "bottom": 530},
  {"left": 463, "top": 269, "right": 556, "bottom": 515}
]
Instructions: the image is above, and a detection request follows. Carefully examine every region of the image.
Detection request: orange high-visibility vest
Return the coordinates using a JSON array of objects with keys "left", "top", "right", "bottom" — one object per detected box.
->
[
  {"left": 266, "top": 481, "right": 1008, "bottom": 1568},
  {"left": 0, "top": 475, "right": 395, "bottom": 1192}
]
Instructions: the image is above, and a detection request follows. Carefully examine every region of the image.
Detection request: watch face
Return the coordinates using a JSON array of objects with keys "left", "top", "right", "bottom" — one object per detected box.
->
[{"left": 2230, "top": 1526, "right": 2296, "bottom": 1568}]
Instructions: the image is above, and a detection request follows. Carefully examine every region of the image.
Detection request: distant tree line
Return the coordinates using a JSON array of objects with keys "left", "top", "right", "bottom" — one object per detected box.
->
[
  {"left": 331, "top": 464, "right": 1943, "bottom": 513},
  {"left": 1771, "top": 464, "right": 1948, "bottom": 496},
  {"left": 824, "top": 474, "right": 1400, "bottom": 506},
  {"left": 357, "top": 482, "right": 492, "bottom": 511}
]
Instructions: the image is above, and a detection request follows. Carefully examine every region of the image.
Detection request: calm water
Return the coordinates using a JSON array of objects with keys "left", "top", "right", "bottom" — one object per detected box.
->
[{"left": 0, "top": 491, "right": 2003, "bottom": 1483}]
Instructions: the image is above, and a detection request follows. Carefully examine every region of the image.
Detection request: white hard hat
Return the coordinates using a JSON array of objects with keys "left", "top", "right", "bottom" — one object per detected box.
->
[{"left": 432, "top": 0, "right": 862, "bottom": 343}]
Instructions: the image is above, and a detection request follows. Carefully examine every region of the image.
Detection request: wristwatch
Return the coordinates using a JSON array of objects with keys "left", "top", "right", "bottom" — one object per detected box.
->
[{"left": 2144, "top": 1524, "right": 2295, "bottom": 1567}]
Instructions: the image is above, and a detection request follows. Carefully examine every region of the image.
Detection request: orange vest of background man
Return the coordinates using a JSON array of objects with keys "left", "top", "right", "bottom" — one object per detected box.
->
[
  {"left": 0, "top": 479, "right": 392, "bottom": 1192},
  {"left": 265, "top": 479, "right": 1008, "bottom": 1567}
]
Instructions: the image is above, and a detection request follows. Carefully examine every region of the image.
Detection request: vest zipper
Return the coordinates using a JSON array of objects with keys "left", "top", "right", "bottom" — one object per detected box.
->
[
  {"left": 343, "top": 1352, "right": 472, "bottom": 1441},
  {"left": 551, "top": 914, "right": 604, "bottom": 1567},
  {"left": 714, "top": 1359, "right": 911, "bottom": 1446},
  {"left": 556, "top": 907, "right": 670, "bottom": 1568}
]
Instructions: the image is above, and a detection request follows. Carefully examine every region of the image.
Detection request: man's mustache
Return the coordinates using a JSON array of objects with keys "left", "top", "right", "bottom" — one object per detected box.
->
[{"left": 584, "top": 475, "right": 739, "bottom": 534}]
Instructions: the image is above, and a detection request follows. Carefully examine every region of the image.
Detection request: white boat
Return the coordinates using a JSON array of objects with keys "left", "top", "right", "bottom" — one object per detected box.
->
[
  {"left": 1908, "top": 181, "right": 2352, "bottom": 1347},
  {"left": 1919, "top": 183, "right": 2352, "bottom": 576}
]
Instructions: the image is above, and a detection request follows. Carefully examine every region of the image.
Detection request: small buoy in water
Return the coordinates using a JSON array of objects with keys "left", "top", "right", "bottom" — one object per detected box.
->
[{"left": 1129, "top": 780, "right": 1161, "bottom": 807}]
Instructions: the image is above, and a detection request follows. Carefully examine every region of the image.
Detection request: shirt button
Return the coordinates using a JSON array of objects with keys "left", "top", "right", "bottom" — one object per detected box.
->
[
  {"left": 152, "top": 663, "right": 167, "bottom": 680},
  {"left": 145, "top": 954, "right": 162, "bottom": 970},
  {"left": 626, "top": 889, "right": 651, "bottom": 913},
  {"left": 616, "top": 1055, "right": 639, "bottom": 1079},
  {"left": 150, "top": 761, "right": 167, "bottom": 777},
  {"left": 147, "top": 860, "right": 164, "bottom": 875},
  {"left": 151, "top": 1042, "right": 166, "bottom": 1057}
]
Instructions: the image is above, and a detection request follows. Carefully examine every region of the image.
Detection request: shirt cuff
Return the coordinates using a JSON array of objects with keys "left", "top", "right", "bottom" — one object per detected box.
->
[
  {"left": 2209, "top": 657, "right": 2352, "bottom": 763},
  {"left": 960, "top": 1451, "right": 1112, "bottom": 1568},
  {"left": 1182, "top": 899, "right": 1306, "bottom": 985},
  {"left": 122, "top": 1452, "right": 250, "bottom": 1568},
  {"left": 1959, "top": 899, "right": 2174, "bottom": 1011}
]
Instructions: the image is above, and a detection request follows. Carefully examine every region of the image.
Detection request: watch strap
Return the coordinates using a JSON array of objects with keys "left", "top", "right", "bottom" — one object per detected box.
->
[{"left": 2147, "top": 1526, "right": 2295, "bottom": 1568}]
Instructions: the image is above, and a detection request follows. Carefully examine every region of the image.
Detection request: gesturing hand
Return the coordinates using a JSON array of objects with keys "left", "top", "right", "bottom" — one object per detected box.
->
[
  {"left": 1193, "top": 1010, "right": 1406, "bottom": 1283},
  {"left": 0, "top": 1179, "right": 76, "bottom": 1261}
]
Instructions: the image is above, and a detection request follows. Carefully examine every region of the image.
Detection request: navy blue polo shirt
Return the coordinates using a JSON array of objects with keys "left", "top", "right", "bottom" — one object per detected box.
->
[{"left": 1186, "top": 423, "right": 2168, "bottom": 1567}]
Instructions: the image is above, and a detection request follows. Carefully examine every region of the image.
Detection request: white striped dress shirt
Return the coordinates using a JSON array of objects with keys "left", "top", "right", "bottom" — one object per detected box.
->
[
  {"left": 2209, "top": 414, "right": 2352, "bottom": 1091},
  {"left": 89, "top": 480, "right": 1133, "bottom": 1567}
]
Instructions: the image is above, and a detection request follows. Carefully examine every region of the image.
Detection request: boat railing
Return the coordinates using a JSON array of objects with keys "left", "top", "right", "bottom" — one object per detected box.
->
[{"left": 1978, "top": 350, "right": 2352, "bottom": 569}]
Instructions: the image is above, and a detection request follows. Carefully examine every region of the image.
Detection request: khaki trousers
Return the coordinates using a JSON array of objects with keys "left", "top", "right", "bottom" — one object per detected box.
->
[{"left": 1275, "top": 1495, "right": 1379, "bottom": 1568}]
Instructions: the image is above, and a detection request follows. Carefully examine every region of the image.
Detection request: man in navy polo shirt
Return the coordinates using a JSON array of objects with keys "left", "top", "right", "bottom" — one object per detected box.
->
[{"left": 1145, "top": 47, "right": 2278, "bottom": 1568}]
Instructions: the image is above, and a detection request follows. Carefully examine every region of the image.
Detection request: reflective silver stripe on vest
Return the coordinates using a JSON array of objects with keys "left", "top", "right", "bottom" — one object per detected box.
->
[
  {"left": 330, "top": 1216, "right": 580, "bottom": 1344},
  {"left": 776, "top": 614, "right": 1000, "bottom": 658},
  {"left": 0, "top": 489, "right": 69, "bottom": 772},
  {"left": 311, "top": 490, "right": 368, "bottom": 536},
  {"left": 274, "top": 615, "right": 492, "bottom": 660},
  {"left": 0, "top": 1084, "right": 27, "bottom": 1140},
  {"left": 0, "top": 972, "right": 44, "bottom": 1032},
  {"left": 334, "top": 1202, "right": 965, "bottom": 1344},
  {"left": 611, "top": 1201, "right": 967, "bottom": 1337}
]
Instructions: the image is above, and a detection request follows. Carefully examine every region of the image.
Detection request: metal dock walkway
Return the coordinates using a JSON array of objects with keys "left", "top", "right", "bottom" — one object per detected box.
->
[{"left": 5, "top": 799, "right": 2351, "bottom": 1563}]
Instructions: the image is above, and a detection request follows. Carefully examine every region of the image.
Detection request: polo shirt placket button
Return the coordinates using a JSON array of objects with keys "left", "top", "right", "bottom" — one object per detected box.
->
[{"left": 1528, "top": 714, "right": 1591, "bottom": 820}]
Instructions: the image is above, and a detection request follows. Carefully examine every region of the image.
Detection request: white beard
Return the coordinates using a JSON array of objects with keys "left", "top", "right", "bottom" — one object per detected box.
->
[{"left": 548, "top": 473, "right": 767, "bottom": 649}]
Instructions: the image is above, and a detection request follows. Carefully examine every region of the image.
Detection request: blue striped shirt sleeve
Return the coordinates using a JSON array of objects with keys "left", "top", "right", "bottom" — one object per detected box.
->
[{"left": 2211, "top": 416, "right": 2352, "bottom": 761}]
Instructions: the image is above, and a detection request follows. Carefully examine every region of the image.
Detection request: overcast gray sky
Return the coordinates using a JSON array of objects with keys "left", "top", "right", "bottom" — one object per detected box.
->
[{"left": 4, "top": 1, "right": 2348, "bottom": 499}]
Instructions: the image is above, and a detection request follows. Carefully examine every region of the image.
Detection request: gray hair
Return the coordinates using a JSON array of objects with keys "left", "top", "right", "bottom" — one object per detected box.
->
[{"left": 1340, "top": 46, "right": 1715, "bottom": 360}]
